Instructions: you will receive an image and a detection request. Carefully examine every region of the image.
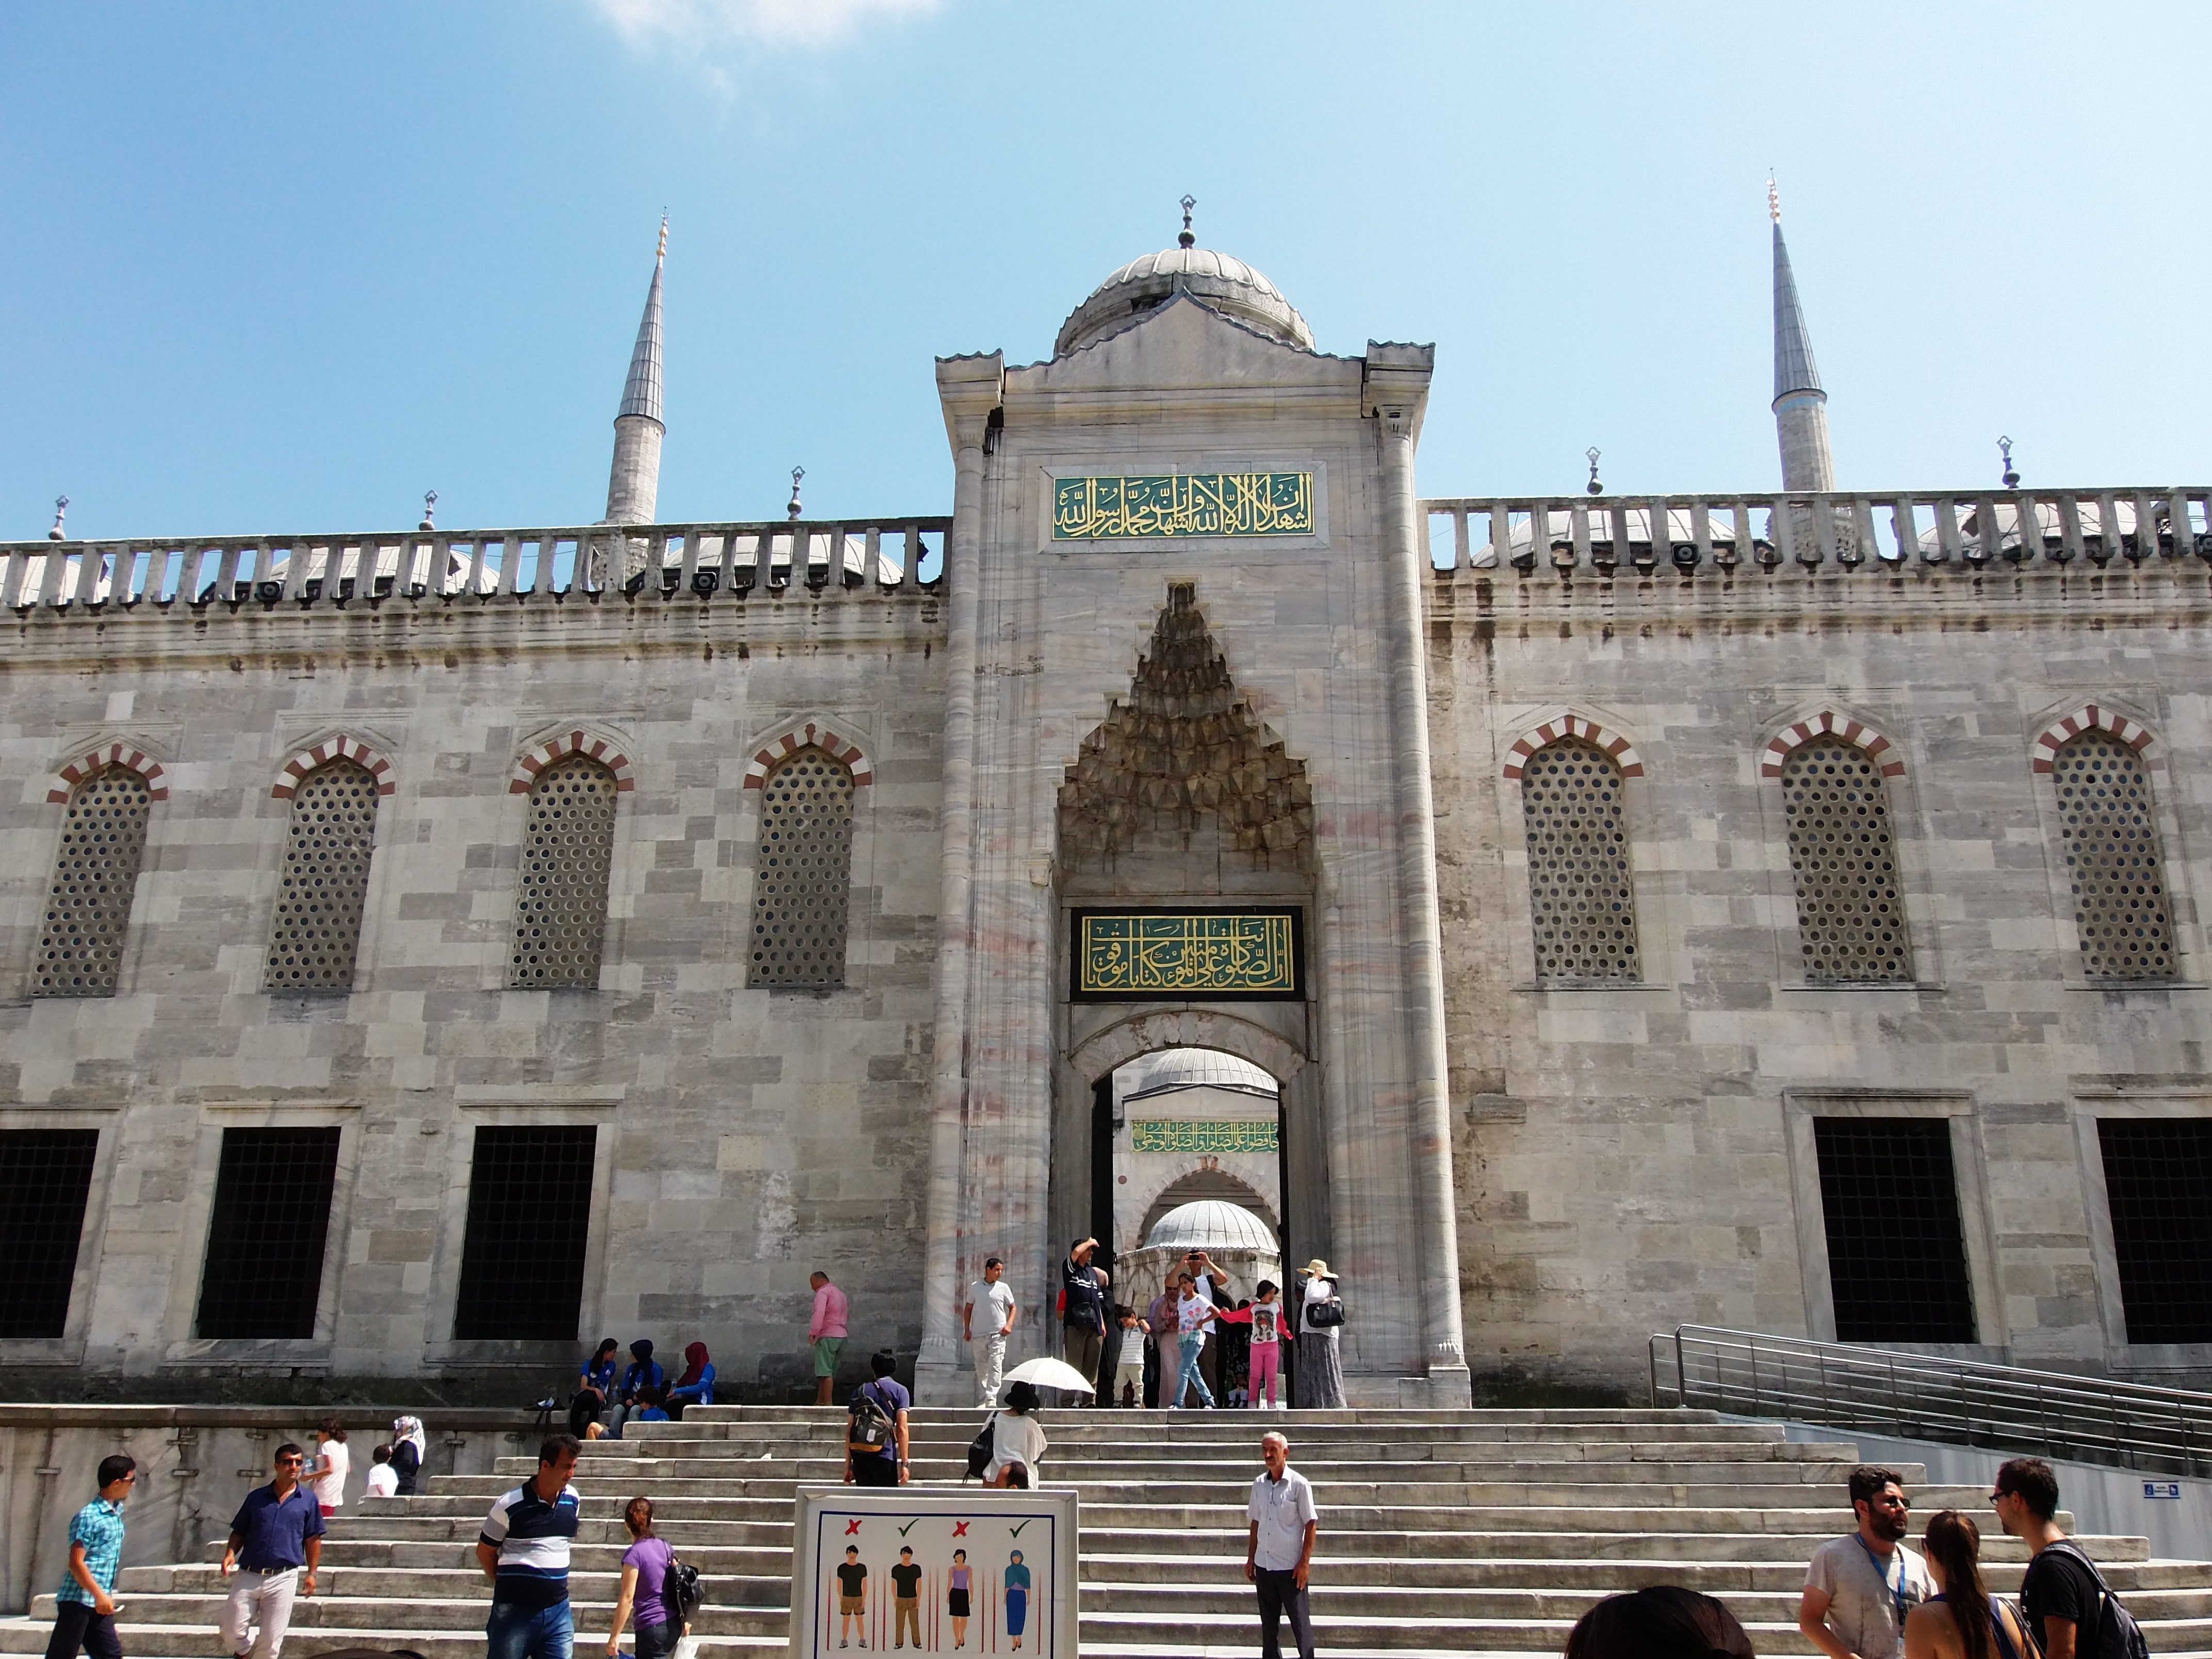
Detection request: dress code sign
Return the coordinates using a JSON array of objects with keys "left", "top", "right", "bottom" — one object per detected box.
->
[{"left": 788, "top": 1486, "right": 1078, "bottom": 1658}]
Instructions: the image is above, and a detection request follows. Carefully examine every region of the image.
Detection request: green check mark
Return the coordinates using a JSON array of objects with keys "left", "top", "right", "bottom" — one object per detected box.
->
[
  {"left": 1009, "top": 1520, "right": 1033, "bottom": 1537},
  {"left": 898, "top": 1518, "right": 920, "bottom": 1536}
]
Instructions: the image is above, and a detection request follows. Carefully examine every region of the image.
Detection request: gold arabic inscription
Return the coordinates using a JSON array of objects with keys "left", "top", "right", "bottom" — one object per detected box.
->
[
  {"left": 1077, "top": 912, "right": 1297, "bottom": 996},
  {"left": 1052, "top": 473, "right": 1314, "bottom": 540}
]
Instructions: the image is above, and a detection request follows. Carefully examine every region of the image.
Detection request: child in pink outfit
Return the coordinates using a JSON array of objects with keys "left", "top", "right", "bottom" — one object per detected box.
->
[{"left": 1220, "top": 1280, "right": 1292, "bottom": 1408}]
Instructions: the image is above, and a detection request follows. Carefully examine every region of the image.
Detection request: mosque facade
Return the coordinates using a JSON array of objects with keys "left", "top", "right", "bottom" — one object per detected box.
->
[{"left": 3, "top": 207, "right": 2210, "bottom": 1404}]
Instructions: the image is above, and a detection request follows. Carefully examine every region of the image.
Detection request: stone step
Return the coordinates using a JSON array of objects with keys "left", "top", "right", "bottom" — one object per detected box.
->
[
  {"left": 517, "top": 1452, "right": 1902, "bottom": 1483},
  {"left": 0, "top": 1624, "right": 784, "bottom": 1659},
  {"left": 27, "top": 1591, "right": 788, "bottom": 1639}
]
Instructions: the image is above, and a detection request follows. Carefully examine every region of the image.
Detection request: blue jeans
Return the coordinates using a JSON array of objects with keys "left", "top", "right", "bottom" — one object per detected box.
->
[
  {"left": 1171, "top": 1334, "right": 1215, "bottom": 1408},
  {"left": 487, "top": 1599, "right": 574, "bottom": 1659}
]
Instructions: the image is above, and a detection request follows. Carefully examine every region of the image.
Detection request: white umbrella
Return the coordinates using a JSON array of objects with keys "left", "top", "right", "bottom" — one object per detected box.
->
[{"left": 999, "top": 1357, "right": 1096, "bottom": 1395}]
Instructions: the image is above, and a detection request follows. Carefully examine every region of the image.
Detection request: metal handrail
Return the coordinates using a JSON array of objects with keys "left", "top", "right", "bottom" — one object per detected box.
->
[{"left": 1651, "top": 1324, "right": 2212, "bottom": 1478}]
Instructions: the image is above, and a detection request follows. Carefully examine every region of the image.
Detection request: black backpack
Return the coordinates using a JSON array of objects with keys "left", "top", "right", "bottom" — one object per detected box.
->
[
  {"left": 848, "top": 1382, "right": 895, "bottom": 1456},
  {"left": 2043, "top": 1541, "right": 2151, "bottom": 1659},
  {"left": 667, "top": 1549, "right": 706, "bottom": 1619}
]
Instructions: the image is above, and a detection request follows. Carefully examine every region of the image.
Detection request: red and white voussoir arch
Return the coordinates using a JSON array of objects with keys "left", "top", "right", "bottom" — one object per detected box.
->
[
  {"left": 742, "top": 723, "right": 872, "bottom": 789},
  {"left": 508, "top": 731, "right": 637, "bottom": 794},
  {"left": 271, "top": 736, "right": 397, "bottom": 800},
  {"left": 48, "top": 742, "right": 169, "bottom": 804},
  {"left": 1761, "top": 711, "right": 1905, "bottom": 779},
  {"left": 2031, "top": 704, "right": 2161, "bottom": 774},
  {"left": 1502, "top": 715, "right": 1643, "bottom": 780}
]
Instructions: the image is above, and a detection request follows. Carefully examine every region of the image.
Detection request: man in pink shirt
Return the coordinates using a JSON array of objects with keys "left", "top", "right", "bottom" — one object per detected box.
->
[{"left": 808, "top": 1271, "right": 850, "bottom": 1405}]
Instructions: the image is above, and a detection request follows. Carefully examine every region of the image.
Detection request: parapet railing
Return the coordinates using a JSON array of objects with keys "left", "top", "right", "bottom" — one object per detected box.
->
[
  {"left": 1650, "top": 1324, "right": 2212, "bottom": 1477},
  {"left": 1422, "top": 489, "right": 2212, "bottom": 576},
  {"left": 0, "top": 518, "right": 950, "bottom": 612}
]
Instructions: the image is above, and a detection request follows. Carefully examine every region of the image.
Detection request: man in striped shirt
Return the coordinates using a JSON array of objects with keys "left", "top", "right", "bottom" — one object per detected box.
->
[{"left": 478, "top": 1434, "right": 582, "bottom": 1659}]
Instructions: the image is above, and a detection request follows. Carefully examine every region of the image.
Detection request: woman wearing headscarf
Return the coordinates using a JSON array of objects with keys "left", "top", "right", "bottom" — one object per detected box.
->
[
  {"left": 572, "top": 1338, "right": 620, "bottom": 1438},
  {"left": 665, "top": 1342, "right": 715, "bottom": 1419},
  {"left": 609, "top": 1340, "right": 664, "bottom": 1439},
  {"left": 388, "top": 1416, "right": 428, "bottom": 1495},
  {"left": 1296, "top": 1259, "right": 1346, "bottom": 1409}
]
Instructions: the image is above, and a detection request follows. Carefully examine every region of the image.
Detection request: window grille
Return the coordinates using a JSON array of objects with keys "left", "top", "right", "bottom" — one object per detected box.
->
[
  {"left": 2098, "top": 1118, "right": 2212, "bottom": 1344},
  {"left": 266, "top": 760, "right": 379, "bottom": 993},
  {"left": 748, "top": 746, "right": 856, "bottom": 989},
  {"left": 1520, "top": 738, "right": 1639, "bottom": 981},
  {"left": 2054, "top": 732, "right": 2176, "bottom": 979},
  {"left": 32, "top": 767, "right": 152, "bottom": 998},
  {"left": 510, "top": 756, "right": 619, "bottom": 989},
  {"left": 1813, "top": 1117, "right": 1976, "bottom": 1343},
  {"left": 453, "top": 1126, "right": 597, "bottom": 1340},
  {"left": 0, "top": 1130, "right": 100, "bottom": 1338},
  {"left": 195, "top": 1127, "right": 342, "bottom": 1340},
  {"left": 1781, "top": 738, "right": 1913, "bottom": 983}
]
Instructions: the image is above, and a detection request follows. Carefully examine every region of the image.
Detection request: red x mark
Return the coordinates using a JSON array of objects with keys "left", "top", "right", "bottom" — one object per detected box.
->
[
  {"left": 952, "top": 1521, "right": 969, "bottom": 1537},
  {"left": 845, "top": 1519, "right": 864, "bottom": 1535}
]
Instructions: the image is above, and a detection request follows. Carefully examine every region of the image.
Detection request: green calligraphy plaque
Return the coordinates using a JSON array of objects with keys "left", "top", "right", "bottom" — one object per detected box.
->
[
  {"left": 1129, "top": 1118, "right": 1280, "bottom": 1154},
  {"left": 1052, "top": 472, "right": 1314, "bottom": 540},
  {"left": 1071, "top": 908, "right": 1305, "bottom": 1001}
]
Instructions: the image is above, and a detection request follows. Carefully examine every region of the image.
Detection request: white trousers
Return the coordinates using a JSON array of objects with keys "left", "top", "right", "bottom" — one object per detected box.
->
[
  {"left": 971, "top": 1333, "right": 1006, "bottom": 1407},
  {"left": 222, "top": 1567, "right": 300, "bottom": 1659}
]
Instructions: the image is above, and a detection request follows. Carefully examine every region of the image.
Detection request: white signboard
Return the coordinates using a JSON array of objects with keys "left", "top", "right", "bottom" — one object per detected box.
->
[{"left": 788, "top": 1484, "right": 1079, "bottom": 1657}]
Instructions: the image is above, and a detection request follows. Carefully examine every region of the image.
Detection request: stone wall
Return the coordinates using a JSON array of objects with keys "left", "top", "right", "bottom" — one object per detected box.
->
[{"left": 1428, "top": 562, "right": 2212, "bottom": 1393}]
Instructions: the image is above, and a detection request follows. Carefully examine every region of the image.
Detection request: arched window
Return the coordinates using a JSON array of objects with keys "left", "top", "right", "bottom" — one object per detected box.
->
[
  {"left": 1780, "top": 736, "right": 1913, "bottom": 983},
  {"left": 266, "top": 760, "right": 380, "bottom": 993},
  {"left": 749, "top": 746, "right": 856, "bottom": 989},
  {"left": 33, "top": 766, "right": 153, "bottom": 998},
  {"left": 509, "top": 755, "right": 619, "bottom": 989},
  {"left": 1519, "top": 738, "right": 1639, "bottom": 982},
  {"left": 2052, "top": 729, "right": 2176, "bottom": 979}
]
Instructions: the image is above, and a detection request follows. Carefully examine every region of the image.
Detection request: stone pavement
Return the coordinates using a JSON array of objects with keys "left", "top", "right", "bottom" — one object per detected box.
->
[{"left": 10, "top": 1405, "right": 2212, "bottom": 1657}]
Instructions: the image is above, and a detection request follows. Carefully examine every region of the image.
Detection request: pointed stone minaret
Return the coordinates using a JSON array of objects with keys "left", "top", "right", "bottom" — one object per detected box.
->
[
  {"left": 1769, "top": 181, "right": 1835, "bottom": 492},
  {"left": 603, "top": 217, "right": 666, "bottom": 524}
]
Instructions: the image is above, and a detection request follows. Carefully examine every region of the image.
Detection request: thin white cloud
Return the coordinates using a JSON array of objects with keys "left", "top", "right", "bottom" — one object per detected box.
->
[{"left": 591, "top": 0, "right": 945, "bottom": 49}]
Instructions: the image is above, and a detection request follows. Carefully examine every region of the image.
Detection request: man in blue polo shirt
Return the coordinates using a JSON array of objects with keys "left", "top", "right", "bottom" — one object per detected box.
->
[
  {"left": 220, "top": 1443, "right": 324, "bottom": 1659},
  {"left": 478, "top": 1433, "right": 583, "bottom": 1659},
  {"left": 45, "top": 1453, "right": 134, "bottom": 1659}
]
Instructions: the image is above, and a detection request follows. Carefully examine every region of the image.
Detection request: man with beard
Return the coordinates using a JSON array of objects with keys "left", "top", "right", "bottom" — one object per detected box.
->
[{"left": 1798, "top": 1465, "right": 1933, "bottom": 1659}]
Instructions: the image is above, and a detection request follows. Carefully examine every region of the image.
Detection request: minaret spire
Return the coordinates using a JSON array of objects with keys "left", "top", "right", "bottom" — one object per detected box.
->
[
  {"left": 1768, "top": 179, "right": 1835, "bottom": 491},
  {"left": 604, "top": 215, "right": 667, "bottom": 524}
]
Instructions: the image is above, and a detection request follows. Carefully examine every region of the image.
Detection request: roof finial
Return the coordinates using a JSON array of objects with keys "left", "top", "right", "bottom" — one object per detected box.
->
[
  {"left": 1178, "top": 194, "right": 1196, "bottom": 249},
  {"left": 787, "top": 466, "right": 805, "bottom": 521},
  {"left": 419, "top": 490, "right": 437, "bottom": 532},
  {"left": 47, "top": 495, "right": 68, "bottom": 542},
  {"left": 1998, "top": 435, "right": 2020, "bottom": 489},
  {"left": 1585, "top": 448, "right": 1604, "bottom": 497},
  {"left": 657, "top": 211, "right": 668, "bottom": 265},
  {"left": 1767, "top": 173, "right": 1781, "bottom": 223}
]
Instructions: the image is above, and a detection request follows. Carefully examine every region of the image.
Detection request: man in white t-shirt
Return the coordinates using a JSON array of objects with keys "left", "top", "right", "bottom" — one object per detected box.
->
[
  {"left": 1799, "top": 1465, "right": 1932, "bottom": 1659},
  {"left": 962, "top": 1256, "right": 1017, "bottom": 1410},
  {"left": 364, "top": 1444, "right": 399, "bottom": 1498},
  {"left": 1246, "top": 1431, "right": 1318, "bottom": 1659},
  {"left": 307, "top": 1422, "right": 350, "bottom": 1518}
]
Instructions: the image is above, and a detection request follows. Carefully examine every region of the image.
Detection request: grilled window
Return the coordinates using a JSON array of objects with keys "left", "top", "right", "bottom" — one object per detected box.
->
[
  {"left": 2054, "top": 732, "right": 2176, "bottom": 980},
  {"left": 1814, "top": 1117, "right": 1976, "bottom": 1343},
  {"left": 2098, "top": 1118, "right": 2212, "bottom": 1344},
  {"left": 196, "top": 1127, "right": 342, "bottom": 1339},
  {"left": 453, "top": 1126, "right": 598, "bottom": 1341},
  {"left": 747, "top": 746, "right": 856, "bottom": 989},
  {"left": 266, "top": 760, "right": 379, "bottom": 993},
  {"left": 0, "top": 1130, "right": 101, "bottom": 1338},
  {"left": 33, "top": 767, "right": 152, "bottom": 997},
  {"left": 1521, "top": 739, "right": 1639, "bottom": 981},
  {"left": 1782, "top": 738, "right": 1913, "bottom": 983},
  {"left": 510, "top": 756, "right": 619, "bottom": 989}
]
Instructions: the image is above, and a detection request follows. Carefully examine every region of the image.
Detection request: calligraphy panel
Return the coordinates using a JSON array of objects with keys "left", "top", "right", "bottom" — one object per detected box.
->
[
  {"left": 1129, "top": 1119, "right": 1280, "bottom": 1154},
  {"left": 1052, "top": 473, "right": 1314, "bottom": 540},
  {"left": 1071, "top": 909, "right": 1305, "bottom": 1001}
]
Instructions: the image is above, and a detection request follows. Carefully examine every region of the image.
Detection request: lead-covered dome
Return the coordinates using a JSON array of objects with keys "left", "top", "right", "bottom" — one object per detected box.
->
[
  {"left": 1055, "top": 246, "right": 1313, "bottom": 357},
  {"left": 1145, "top": 1198, "right": 1278, "bottom": 1254}
]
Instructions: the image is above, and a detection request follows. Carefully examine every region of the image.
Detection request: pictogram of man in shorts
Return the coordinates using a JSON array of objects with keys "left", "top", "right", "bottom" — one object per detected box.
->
[{"left": 836, "top": 1543, "right": 868, "bottom": 1648}]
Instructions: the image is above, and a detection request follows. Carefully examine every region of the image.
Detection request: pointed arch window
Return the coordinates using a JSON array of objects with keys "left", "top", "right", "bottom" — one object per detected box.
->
[
  {"left": 33, "top": 766, "right": 153, "bottom": 998},
  {"left": 1780, "top": 736, "right": 1913, "bottom": 983},
  {"left": 510, "top": 755, "right": 619, "bottom": 989},
  {"left": 1519, "top": 738, "right": 1639, "bottom": 982},
  {"left": 2053, "top": 730, "right": 2176, "bottom": 979},
  {"left": 266, "top": 759, "right": 380, "bottom": 993},
  {"left": 749, "top": 746, "right": 856, "bottom": 989}
]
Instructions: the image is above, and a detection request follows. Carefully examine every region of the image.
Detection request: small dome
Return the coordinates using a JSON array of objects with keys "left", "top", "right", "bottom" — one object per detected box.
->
[
  {"left": 1055, "top": 246, "right": 1313, "bottom": 357},
  {"left": 1123, "top": 1048, "right": 1277, "bottom": 1101},
  {"left": 1145, "top": 1198, "right": 1278, "bottom": 1254}
]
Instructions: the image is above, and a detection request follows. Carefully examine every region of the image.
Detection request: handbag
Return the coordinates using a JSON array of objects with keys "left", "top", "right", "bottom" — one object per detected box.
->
[
  {"left": 1305, "top": 1288, "right": 1346, "bottom": 1329},
  {"left": 668, "top": 1549, "right": 706, "bottom": 1619},
  {"left": 965, "top": 1412, "right": 998, "bottom": 1482}
]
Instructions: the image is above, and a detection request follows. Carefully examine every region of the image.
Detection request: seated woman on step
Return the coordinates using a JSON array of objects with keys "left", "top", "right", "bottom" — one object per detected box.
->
[{"left": 984, "top": 1381, "right": 1047, "bottom": 1487}]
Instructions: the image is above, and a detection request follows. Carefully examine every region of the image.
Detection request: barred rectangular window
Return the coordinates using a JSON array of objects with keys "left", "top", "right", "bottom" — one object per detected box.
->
[
  {"left": 0, "top": 1130, "right": 100, "bottom": 1338},
  {"left": 2099, "top": 1118, "right": 2212, "bottom": 1344},
  {"left": 1814, "top": 1117, "right": 1976, "bottom": 1343},
  {"left": 453, "top": 1126, "right": 597, "bottom": 1341},
  {"left": 196, "top": 1127, "right": 342, "bottom": 1339}
]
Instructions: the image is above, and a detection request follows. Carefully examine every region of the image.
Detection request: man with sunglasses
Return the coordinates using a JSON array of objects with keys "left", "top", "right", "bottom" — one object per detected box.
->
[
  {"left": 1798, "top": 1465, "right": 1932, "bottom": 1659},
  {"left": 44, "top": 1454, "right": 134, "bottom": 1659},
  {"left": 220, "top": 1444, "right": 324, "bottom": 1659}
]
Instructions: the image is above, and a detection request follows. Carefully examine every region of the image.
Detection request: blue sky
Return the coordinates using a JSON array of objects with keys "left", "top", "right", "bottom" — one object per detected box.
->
[{"left": 3, "top": 2, "right": 2206, "bottom": 540}]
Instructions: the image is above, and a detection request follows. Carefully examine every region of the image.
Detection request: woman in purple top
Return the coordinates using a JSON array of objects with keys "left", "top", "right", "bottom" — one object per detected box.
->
[
  {"left": 948, "top": 1548, "right": 972, "bottom": 1649},
  {"left": 605, "top": 1496, "right": 684, "bottom": 1659}
]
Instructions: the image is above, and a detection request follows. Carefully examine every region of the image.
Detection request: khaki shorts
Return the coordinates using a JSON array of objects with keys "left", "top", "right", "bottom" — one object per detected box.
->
[{"left": 840, "top": 1595, "right": 865, "bottom": 1615}]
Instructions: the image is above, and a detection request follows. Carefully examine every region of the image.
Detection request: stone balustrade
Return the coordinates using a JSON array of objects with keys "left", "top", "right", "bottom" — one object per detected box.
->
[
  {"left": 0, "top": 517, "right": 950, "bottom": 612},
  {"left": 1423, "top": 487, "right": 2212, "bottom": 576}
]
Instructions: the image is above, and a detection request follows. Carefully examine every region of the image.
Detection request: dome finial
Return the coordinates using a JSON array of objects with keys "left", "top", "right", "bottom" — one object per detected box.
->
[
  {"left": 1585, "top": 448, "right": 1604, "bottom": 497},
  {"left": 47, "top": 495, "right": 68, "bottom": 541},
  {"left": 787, "top": 465, "right": 805, "bottom": 521},
  {"left": 1178, "top": 194, "right": 1196, "bottom": 249},
  {"left": 1998, "top": 435, "right": 2020, "bottom": 489},
  {"left": 419, "top": 490, "right": 437, "bottom": 532}
]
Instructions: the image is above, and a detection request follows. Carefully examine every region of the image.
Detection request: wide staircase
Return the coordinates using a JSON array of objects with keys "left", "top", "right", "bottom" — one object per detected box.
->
[{"left": 20, "top": 1405, "right": 2212, "bottom": 1656}]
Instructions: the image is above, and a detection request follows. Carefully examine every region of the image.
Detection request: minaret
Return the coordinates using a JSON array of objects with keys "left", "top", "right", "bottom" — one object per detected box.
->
[
  {"left": 603, "top": 217, "right": 666, "bottom": 524},
  {"left": 1769, "top": 180, "right": 1835, "bottom": 492}
]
